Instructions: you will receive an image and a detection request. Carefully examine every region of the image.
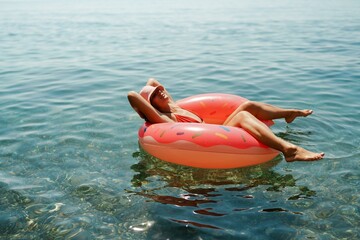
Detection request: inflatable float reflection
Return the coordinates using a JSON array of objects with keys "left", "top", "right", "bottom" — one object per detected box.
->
[{"left": 130, "top": 150, "right": 316, "bottom": 209}]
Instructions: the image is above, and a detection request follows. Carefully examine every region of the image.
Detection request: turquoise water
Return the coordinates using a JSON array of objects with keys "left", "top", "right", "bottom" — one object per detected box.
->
[{"left": 1, "top": 0, "right": 359, "bottom": 239}]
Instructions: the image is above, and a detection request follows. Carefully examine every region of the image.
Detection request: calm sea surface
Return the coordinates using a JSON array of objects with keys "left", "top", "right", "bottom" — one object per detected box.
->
[{"left": 1, "top": 0, "right": 359, "bottom": 239}]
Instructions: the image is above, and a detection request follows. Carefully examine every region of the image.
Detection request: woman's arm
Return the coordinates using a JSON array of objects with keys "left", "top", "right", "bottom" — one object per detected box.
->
[{"left": 127, "top": 91, "right": 174, "bottom": 123}]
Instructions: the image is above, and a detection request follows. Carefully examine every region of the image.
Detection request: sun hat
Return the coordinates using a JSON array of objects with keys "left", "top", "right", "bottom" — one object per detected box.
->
[{"left": 139, "top": 85, "right": 164, "bottom": 103}]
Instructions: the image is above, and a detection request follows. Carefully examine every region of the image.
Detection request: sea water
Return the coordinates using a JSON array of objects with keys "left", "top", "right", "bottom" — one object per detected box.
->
[{"left": 0, "top": 0, "right": 359, "bottom": 239}]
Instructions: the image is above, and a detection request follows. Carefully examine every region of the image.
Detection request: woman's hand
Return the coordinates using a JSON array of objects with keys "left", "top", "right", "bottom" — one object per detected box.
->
[{"left": 146, "top": 78, "right": 161, "bottom": 87}]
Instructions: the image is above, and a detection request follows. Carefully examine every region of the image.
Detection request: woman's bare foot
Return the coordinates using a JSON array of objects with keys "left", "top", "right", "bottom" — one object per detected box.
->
[
  {"left": 285, "top": 110, "right": 313, "bottom": 123},
  {"left": 284, "top": 146, "right": 325, "bottom": 162}
]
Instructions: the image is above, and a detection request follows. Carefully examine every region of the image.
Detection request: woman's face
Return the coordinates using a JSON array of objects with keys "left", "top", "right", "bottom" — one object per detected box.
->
[{"left": 150, "top": 88, "right": 169, "bottom": 110}]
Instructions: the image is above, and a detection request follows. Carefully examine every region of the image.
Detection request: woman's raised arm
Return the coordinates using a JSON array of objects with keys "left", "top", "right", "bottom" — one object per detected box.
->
[{"left": 127, "top": 91, "right": 174, "bottom": 123}]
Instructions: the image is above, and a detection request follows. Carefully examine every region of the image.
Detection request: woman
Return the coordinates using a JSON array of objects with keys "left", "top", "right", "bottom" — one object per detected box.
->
[{"left": 128, "top": 78, "right": 325, "bottom": 162}]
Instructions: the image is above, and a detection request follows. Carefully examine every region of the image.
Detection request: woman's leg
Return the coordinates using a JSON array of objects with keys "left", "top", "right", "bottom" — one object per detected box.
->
[
  {"left": 223, "top": 101, "right": 313, "bottom": 125},
  {"left": 224, "top": 111, "right": 324, "bottom": 162}
]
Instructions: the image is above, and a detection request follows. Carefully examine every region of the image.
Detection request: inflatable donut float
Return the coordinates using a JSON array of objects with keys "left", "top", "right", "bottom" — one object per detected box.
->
[{"left": 138, "top": 93, "right": 279, "bottom": 169}]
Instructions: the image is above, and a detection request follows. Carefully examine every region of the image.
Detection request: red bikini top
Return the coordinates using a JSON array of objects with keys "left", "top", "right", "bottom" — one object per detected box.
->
[{"left": 174, "top": 113, "right": 203, "bottom": 123}]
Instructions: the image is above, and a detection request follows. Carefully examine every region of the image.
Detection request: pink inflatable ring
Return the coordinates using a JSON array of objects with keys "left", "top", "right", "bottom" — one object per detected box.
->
[{"left": 138, "top": 93, "right": 279, "bottom": 169}]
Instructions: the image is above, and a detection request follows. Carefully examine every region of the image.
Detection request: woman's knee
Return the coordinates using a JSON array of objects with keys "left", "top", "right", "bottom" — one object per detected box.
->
[
  {"left": 239, "top": 101, "right": 263, "bottom": 117},
  {"left": 240, "top": 101, "right": 256, "bottom": 111},
  {"left": 224, "top": 111, "right": 249, "bottom": 127},
  {"left": 235, "top": 111, "right": 253, "bottom": 122}
]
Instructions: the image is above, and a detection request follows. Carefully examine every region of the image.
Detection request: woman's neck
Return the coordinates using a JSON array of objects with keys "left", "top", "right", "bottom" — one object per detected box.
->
[{"left": 157, "top": 100, "right": 179, "bottom": 113}]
